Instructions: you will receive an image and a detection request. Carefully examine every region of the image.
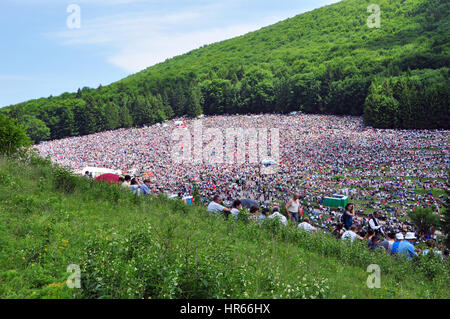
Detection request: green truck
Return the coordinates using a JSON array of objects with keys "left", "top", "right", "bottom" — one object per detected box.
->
[{"left": 323, "top": 194, "right": 348, "bottom": 208}]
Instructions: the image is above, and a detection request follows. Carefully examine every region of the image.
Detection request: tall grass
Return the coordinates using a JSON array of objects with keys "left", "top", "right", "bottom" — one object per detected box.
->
[{"left": 0, "top": 155, "right": 448, "bottom": 299}]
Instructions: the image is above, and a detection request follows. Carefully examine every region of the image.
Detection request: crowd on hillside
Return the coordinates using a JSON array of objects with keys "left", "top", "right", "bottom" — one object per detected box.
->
[
  {"left": 37, "top": 114, "right": 449, "bottom": 255},
  {"left": 203, "top": 194, "right": 449, "bottom": 260}
]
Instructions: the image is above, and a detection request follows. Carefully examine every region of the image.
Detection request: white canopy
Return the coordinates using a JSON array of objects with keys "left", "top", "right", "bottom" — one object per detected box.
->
[{"left": 82, "top": 167, "right": 122, "bottom": 178}]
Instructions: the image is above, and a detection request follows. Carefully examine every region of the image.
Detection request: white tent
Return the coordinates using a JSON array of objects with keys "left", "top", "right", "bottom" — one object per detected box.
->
[{"left": 82, "top": 167, "right": 122, "bottom": 178}]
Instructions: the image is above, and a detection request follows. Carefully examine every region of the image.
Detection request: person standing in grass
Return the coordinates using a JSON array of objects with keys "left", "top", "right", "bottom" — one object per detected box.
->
[
  {"left": 368, "top": 211, "right": 384, "bottom": 236},
  {"left": 342, "top": 203, "right": 355, "bottom": 230},
  {"left": 285, "top": 193, "right": 302, "bottom": 223}
]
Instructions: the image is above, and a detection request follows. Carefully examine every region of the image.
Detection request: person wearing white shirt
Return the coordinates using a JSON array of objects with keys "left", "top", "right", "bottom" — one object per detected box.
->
[
  {"left": 297, "top": 218, "right": 317, "bottom": 232},
  {"left": 121, "top": 175, "right": 131, "bottom": 188},
  {"left": 285, "top": 193, "right": 302, "bottom": 222},
  {"left": 369, "top": 212, "right": 384, "bottom": 235},
  {"left": 268, "top": 207, "right": 288, "bottom": 226},
  {"left": 341, "top": 225, "right": 363, "bottom": 243},
  {"left": 207, "top": 195, "right": 231, "bottom": 216}
]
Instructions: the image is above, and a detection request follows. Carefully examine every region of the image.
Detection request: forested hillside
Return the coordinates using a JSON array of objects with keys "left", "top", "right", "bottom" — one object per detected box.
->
[{"left": 1, "top": 0, "right": 449, "bottom": 143}]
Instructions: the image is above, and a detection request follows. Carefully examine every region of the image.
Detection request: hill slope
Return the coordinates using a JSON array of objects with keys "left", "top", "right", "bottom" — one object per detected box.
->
[
  {"left": 0, "top": 155, "right": 449, "bottom": 298},
  {"left": 1, "top": 0, "right": 449, "bottom": 143}
]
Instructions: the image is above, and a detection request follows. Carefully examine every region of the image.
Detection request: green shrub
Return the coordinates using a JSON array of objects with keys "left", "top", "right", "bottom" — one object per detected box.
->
[
  {"left": 408, "top": 207, "right": 441, "bottom": 237},
  {"left": 53, "top": 167, "right": 78, "bottom": 194}
]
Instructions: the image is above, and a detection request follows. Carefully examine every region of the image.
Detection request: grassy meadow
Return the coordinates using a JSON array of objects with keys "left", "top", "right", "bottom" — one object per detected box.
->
[{"left": 0, "top": 155, "right": 448, "bottom": 299}]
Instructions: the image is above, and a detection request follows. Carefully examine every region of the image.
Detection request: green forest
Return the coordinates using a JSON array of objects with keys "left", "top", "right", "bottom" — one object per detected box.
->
[{"left": 1, "top": 0, "right": 449, "bottom": 143}]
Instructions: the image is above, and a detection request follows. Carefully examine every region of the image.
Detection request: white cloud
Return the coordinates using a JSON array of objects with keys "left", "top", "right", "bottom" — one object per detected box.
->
[
  {"left": 50, "top": 2, "right": 298, "bottom": 73},
  {"left": 107, "top": 24, "right": 271, "bottom": 73},
  {"left": 0, "top": 75, "right": 31, "bottom": 81}
]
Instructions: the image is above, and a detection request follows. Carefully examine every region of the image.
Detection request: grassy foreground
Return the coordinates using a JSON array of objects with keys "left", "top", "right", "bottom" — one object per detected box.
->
[{"left": 0, "top": 155, "right": 448, "bottom": 299}]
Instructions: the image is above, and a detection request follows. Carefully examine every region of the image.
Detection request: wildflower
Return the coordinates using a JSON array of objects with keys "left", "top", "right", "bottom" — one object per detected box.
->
[{"left": 47, "top": 282, "right": 66, "bottom": 288}]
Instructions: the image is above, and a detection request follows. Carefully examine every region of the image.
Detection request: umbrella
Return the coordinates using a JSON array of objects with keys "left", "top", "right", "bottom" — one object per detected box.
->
[
  {"left": 262, "top": 159, "right": 277, "bottom": 166},
  {"left": 241, "top": 199, "right": 259, "bottom": 209},
  {"left": 96, "top": 173, "right": 120, "bottom": 184}
]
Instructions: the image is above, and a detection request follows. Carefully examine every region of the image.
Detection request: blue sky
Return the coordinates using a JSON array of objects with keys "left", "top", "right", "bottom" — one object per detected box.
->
[{"left": 0, "top": 0, "right": 339, "bottom": 107}]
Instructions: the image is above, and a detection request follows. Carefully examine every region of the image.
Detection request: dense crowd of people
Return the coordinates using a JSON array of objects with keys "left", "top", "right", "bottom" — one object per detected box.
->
[{"left": 37, "top": 114, "right": 449, "bottom": 257}]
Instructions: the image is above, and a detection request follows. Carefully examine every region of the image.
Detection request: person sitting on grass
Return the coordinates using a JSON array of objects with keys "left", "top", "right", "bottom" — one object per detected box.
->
[
  {"left": 421, "top": 239, "right": 443, "bottom": 257},
  {"left": 397, "top": 232, "right": 418, "bottom": 259},
  {"left": 341, "top": 225, "right": 363, "bottom": 243},
  {"left": 122, "top": 175, "right": 131, "bottom": 188},
  {"left": 298, "top": 217, "right": 317, "bottom": 233},
  {"left": 140, "top": 179, "right": 152, "bottom": 195},
  {"left": 231, "top": 199, "right": 242, "bottom": 220},
  {"left": 258, "top": 207, "right": 270, "bottom": 222},
  {"left": 207, "top": 195, "right": 231, "bottom": 216},
  {"left": 368, "top": 236, "right": 381, "bottom": 251},
  {"left": 332, "top": 223, "right": 345, "bottom": 239},
  {"left": 250, "top": 206, "right": 259, "bottom": 222},
  {"left": 378, "top": 232, "right": 396, "bottom": 254},
  {"left": 268, "top": 206, "right": 288, "bottom": 226},
  {"left": 365, "top": 229, "right": 376, "bottom": 242},
  {"left": 129, "top": 178, "right": 140, "bottom": 195},
  {"left": 391, "top": 233, "right": 404, "bottom": 254}
]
